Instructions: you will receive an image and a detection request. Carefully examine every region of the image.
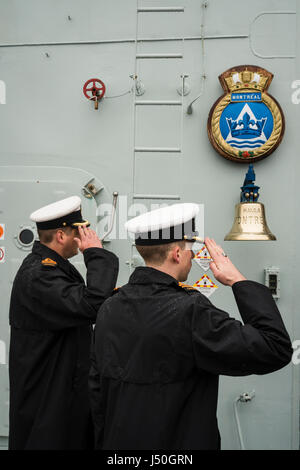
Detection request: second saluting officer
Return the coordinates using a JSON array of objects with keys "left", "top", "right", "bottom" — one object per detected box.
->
[
  {"left": 9, "top": 196, "right": 119, "bottom": 450},
  {"left": 89, "top": 203, "right": 292, "bottom": 450}
]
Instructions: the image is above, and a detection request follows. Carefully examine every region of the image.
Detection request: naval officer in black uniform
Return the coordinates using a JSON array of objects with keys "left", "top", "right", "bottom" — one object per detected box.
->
[
  {"left": 89, "top": 203, "right": 292, "bottom": 450},
  {"left": 9, "top": 196, "right": 119, "bottom": 450}
]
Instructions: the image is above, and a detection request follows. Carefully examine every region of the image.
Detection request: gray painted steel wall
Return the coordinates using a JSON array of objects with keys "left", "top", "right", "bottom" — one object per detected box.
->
[{"left": 0, "top": 0, "right": 299, "bottom": 449}]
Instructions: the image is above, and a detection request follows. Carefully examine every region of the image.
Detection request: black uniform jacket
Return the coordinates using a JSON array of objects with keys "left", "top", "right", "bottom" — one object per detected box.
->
[
  {"left": 9, "top": 241, "right": 118, "bottom": 450},
  {"left": 89, "top": 266, "right": 292, "bottom": 450}
]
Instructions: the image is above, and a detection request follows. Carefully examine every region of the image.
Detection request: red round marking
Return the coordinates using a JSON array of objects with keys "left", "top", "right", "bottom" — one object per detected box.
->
[
  {"left": 0, "top": 248, "right": 4, "bottom": 261},
  {"left": 0, "top": 226, "right": 3, "bottom": 238}
]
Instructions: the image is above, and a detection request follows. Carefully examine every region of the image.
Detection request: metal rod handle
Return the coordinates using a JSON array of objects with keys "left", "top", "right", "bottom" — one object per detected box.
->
[{"left": 102, "top": 192, "right": 118, "bottom": 242}]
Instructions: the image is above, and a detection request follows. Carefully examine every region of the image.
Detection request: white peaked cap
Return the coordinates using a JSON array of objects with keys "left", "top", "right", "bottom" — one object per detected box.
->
[
  {"left": 30, "top": 196, "right": 81, "bottom": 222},
  {"left": 125, "top": 203, "right": 199, "bottom": 234},
  {"left": 30, "top": 196, "right": 89, "bottom": 230}
]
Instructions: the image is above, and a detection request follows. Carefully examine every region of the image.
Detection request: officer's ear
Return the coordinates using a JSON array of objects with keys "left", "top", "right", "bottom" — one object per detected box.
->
[
  {"left": 170, "top": 244, "right": 181, "bottom": 264},
  {"left": 55, "top": 229, "right": 65, "bottom": 245},
  {"left": 55, "top": 227, "right": 74, "bottom": 245}
]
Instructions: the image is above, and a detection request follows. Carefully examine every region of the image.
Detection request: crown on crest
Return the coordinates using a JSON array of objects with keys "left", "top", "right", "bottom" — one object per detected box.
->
[
  {"left": 219, "top": 66, "right": 273, "bottom": 93},
  {"left": 227, "top": 112, "right": 267, "bottom": 138}
]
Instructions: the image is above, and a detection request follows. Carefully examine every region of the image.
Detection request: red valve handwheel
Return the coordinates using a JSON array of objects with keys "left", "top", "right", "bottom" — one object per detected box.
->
[{"left": 83, "top": 78, "right": 106, "bottom": 101}]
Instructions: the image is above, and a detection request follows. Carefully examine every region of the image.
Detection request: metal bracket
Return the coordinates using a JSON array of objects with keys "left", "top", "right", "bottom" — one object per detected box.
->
[
  {"left": 131, "top": 74, "right": 146, "bottom": 96},
  {"left": 238, "top": 391, "right": 255, "bottom": 403},
  {"left": 177, "top": 74, "right": 190, "bottom": 96},
  {"left": 82, "top": 178, "right": 104, "bottom": 199}
]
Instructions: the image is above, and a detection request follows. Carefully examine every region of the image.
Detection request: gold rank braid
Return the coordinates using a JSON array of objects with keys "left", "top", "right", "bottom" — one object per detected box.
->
[{"left": 211, "top": 93, "right": 283, "bottom": 159}]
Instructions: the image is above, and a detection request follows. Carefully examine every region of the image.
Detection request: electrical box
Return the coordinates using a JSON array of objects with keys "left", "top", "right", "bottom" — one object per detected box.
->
[{"left": 264, "top": 267, "right": 280, "bottom": 300}]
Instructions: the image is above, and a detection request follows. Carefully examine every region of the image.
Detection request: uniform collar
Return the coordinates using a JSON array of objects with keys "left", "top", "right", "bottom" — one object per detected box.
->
[
  {"left": 32, "top": 241, "right": 77, "bottom": 277},
  {"left": 129, "top": 266, "right": 179, "bottom": 287}
]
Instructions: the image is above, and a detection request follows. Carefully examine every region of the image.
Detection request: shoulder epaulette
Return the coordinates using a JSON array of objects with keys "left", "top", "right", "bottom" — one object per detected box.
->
[
  {"left": 112, "top": 287, "right": 121, "bottom": 295},
  {"left": 41, "top": 258, "right": 57, "bottom": 267},
  {"left": 178, "top": 282, "right": 199, "bottom": 293}
]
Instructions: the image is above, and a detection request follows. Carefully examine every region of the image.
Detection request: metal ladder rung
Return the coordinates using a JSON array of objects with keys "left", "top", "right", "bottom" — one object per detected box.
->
[
  {"left": 135, "top": 100, "right": 182, "bottom": 106},
  {"left": 135, "top": 147, "right": 181, "bottom": 153},
  {"left": 136, "top": 53, "right": 183, "bottom": 59},
  {"left": 133, "top": 8, "right": 184, "bottom": 204},
  {"left": 137, "top": 7, "right": 184, "bottom": 13},
  {"left": 133, "top": 194, "right": 181, "bottom": 200}
]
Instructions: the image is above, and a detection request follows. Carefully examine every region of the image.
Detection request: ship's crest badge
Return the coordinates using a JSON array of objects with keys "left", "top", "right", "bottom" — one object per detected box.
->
[{"left": 207, "top": 65, "right": 285, "bottom": 163}]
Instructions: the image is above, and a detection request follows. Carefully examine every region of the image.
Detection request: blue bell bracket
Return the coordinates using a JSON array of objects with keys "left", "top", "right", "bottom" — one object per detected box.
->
[{"left": 240, "top": 164, "right": 260, "bottom": 203}]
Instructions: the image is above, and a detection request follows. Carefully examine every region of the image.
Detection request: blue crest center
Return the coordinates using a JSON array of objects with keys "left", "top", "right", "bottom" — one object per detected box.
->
[{"left": 220, "top": 101, "right": 274, "bottom": 150}]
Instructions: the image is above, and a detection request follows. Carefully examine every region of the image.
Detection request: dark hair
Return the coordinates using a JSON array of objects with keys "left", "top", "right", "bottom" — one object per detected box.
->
[
  {"left": 136, "top": 240, "right": 185, "bottom": 266},
  {"left": 37, "top": 226, "right": 74, "bottom": 244}
]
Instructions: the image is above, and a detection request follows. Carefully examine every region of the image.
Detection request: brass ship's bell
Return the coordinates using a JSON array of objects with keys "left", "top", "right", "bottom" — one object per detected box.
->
[
  {"left": 224, "top": 202, "right": 276, "bottom": 241},
  {"left": 224, "top": 165, "right": 276, "bottom": 241}
]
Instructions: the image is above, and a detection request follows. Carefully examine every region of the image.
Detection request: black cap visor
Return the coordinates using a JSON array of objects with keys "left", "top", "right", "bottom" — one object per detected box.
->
[{"left": 36, "top": 210, "right": 90, "bottom": 230}]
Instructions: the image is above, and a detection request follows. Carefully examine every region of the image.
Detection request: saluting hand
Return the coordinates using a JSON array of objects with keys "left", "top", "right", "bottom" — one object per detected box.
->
[
  {"left": 205, "top": 237, "right": 246, "bottom": 287},
  {"left": 74, "top": 226, "right": 103, "bottom": 252}
]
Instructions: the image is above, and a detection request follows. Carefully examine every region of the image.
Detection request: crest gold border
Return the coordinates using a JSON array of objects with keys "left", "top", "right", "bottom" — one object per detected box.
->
[{"left": 207, "top": 91, "right": 285, "bottom": 163}]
